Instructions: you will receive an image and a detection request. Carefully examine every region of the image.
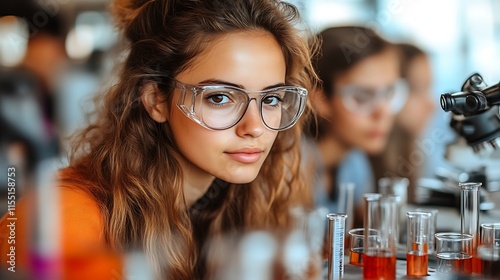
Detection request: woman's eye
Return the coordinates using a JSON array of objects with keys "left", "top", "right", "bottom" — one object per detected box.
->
[
  {"left": 352, "top": 92, "right": 372, "bottom": 104},
  {"left": 207, "top": 93, "right": 231, "bottom": 105},
  {"left": 263, "top": 95, "right": 282, "bottom": 106}
]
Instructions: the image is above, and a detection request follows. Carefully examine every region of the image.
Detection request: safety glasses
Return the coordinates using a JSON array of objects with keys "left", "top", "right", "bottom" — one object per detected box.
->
[
  {"left": 175, "top": 80, "right": 308, "bottom": 131},
  {"left": 337, "top": 79, "right": 409, "bottom": 115}
]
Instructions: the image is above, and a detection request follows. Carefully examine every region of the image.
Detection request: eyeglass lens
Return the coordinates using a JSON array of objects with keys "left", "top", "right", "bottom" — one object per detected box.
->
[{"left": 339, "top": 81, "right": 408, "bottom": 114}]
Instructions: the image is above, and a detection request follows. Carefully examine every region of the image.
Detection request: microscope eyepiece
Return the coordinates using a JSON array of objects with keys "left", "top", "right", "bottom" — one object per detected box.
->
[
  {"left": 440, "top": 93, "right": 452, "bottom": 112},
  {"left": 441, "top": 73, "right": 500, "bottom": 154},
  {"left": 440, "top": 91, "right": 488, "bottom": 116},
  {"left": 440, "top": 73, "right": 500, "bottom": 116}
]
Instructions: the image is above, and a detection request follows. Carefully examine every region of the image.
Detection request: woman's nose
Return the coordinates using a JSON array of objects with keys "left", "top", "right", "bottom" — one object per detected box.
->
[
  {"left": 370, "top": 98, "right": 394, "bottom": 120},
  {"left": 235, "top": 99, "right": 265, "bottom": 137}
]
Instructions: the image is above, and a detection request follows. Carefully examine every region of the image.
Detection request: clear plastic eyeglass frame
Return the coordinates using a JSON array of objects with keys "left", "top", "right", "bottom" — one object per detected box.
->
[
  {"left": 338, "top": 79, "right": 409, "bottom": 116},
  {"left": 174, "top": 80, "right": 308, "bottom": 131}
]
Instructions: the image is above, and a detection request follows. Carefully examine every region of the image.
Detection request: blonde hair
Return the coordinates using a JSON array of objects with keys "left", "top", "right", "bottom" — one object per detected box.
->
[{"left": 64, "top": 0, "right": 318, "bottom": 278}]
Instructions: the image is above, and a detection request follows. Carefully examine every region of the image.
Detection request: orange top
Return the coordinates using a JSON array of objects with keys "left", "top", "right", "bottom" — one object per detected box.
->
[{"left": 0, "top": 168, "right": 123, "bottom": 280}]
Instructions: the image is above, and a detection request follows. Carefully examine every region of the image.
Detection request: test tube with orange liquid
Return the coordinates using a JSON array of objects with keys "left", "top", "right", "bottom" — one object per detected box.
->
[
  {"left": 406, "top": 211, "right": 431, "bottom": 277},
  {"left": 460, "top": 182, "right": 480, "bottom": 274},
  {"left": 362, "top": 194, "right": 398, "bottom": 280}
]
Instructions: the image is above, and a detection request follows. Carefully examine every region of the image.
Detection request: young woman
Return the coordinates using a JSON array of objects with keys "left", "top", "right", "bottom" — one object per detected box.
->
[
  {"left": 303, "top": 26, "right": 407, "bottom": 226},
  {"left": 369, "top": 43, "right": 436, "bottom": 204},
  {"left": 0, "top": 0, "right": 318, "bottom": 279}
]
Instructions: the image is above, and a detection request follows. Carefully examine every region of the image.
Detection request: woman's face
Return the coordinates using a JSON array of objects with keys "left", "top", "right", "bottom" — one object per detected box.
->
[
  {"left": 397, "top": 55, "right": 435, "bottom": 137},
  {"left": 168, "top": 31, "right": 284, "bottom": 185},
  {"left": 325, "top": 48, "right": 401, "bottom": 154}
]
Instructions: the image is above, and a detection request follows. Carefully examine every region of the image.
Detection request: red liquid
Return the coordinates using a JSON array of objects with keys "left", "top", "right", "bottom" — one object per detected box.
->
[
  {"left": 472, "top": 249, "right": 482, "bottom": 274},
  {"left": 406, "top": 251, "right": 428, "bottom": 276},
  {"left": 473, "top": 255, "right": 482, "bottom": 275},
  {"left": 480, "top": 257, "right": 500, "bottom": 277},
  {"left": 363, "top": 250, "right": 396, "bottom": 279},
  {"left": 349, "top": 248, "right": 364, "bottom": 266},
  {"left": 436, "top": 253, "right": 472, "bottom": 275}
]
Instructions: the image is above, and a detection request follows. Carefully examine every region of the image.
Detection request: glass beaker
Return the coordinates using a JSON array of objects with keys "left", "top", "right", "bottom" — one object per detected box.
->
[
  {"left": 435, "top": 233, "right": 473, "bottom": 276},
  {"left": 348, "top": 228, "right": 378, "bottom": 267},
  {"left": 478, "top": 223, "right": 500, "bottom": 277}
]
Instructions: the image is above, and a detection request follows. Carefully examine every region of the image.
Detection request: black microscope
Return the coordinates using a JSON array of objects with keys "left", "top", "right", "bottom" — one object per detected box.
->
[
  {"left": 422, "top": 73, "right": 500, "bottom": 211},
  {"left": 440, "top": 73, "right": 500, "bottom": 153}
]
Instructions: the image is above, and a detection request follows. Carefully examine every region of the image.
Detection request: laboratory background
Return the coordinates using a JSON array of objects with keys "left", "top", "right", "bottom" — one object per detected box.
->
[
  {"left": 1, "top": 0, "right": 500, "bottom": 279},
  {"left": 3, "top": 0, "right": 497, "bottom": 209}
]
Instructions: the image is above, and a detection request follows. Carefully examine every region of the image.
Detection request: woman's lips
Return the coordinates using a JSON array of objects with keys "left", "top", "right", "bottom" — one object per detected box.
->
[
  {"left": 225, "top": 148, "right": 263, "bottom": 163},
  {"left": 367, "top": 130, "right": 387, "bottom": 138}
]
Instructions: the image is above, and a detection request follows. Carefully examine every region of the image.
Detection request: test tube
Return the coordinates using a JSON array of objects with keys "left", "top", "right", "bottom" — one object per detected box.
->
[
  {"left": 327, "top": 213, "right": 347, "bottom": 280},
  {"left": 345, "top": 185, "right": 354, "bottom": 231},
  {"left": 363, "top": 194, "right": 398, "bottom": 280},
  {"left": 379, "top": 177, "right": 409, "bottom": 245},
  {"left": 415, "top": 208, "right": 438, "bottom": 254},
  {"left": 460, "top": 182, "right": 480, "bottom": 273},
  {"left": 406, "top": 211, "right": 431, "bottom": 277},
  {"left": 337, "top": 182, "right": 355, "bottom": 231}
]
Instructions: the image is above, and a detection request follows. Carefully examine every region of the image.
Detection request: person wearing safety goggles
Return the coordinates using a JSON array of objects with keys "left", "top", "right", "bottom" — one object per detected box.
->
[
  {"left": 0, "top": 0, "right": 319, "bottom": 279},
  {"left": 369, "top": 43, "right": 436, "bottom": 205},
  {"left": 303, "top": 26, "right": 408, "bottom": 227}
]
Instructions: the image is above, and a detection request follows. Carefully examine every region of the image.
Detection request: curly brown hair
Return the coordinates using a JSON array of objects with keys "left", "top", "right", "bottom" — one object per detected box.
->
[{"left": 63, "top": 0, "right": 319, "bottom": 278}]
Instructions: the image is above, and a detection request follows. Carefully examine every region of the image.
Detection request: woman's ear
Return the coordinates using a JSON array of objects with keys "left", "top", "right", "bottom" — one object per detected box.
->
[
  {"left": 141, "top": 83, "right": 169, "bottom": 123},
  {"left": 310, "top": 88, "right": 332, "bottom": 118}
]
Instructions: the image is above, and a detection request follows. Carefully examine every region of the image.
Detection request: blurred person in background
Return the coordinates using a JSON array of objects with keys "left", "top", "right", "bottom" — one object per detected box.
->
[
  {"left": 0, "top": 0, "right": 319, "bottom": 279},
  {"left": 0, "top": 0, "right": 67, "bottom": 216},
  {"left": 303, "top": 26, "right": 407, "bottom": 227},
  {"left": 20, "top": 15, "right": 67, "bottom": 132},
  {"left": 5, "top": 0, "right": 67, "bottom": 129},
  {"left": 369, "top": 43, "right": 436, "bottom": 204},
  {"left": 0, "top": 69, "right": 49, "bottom": 207}
]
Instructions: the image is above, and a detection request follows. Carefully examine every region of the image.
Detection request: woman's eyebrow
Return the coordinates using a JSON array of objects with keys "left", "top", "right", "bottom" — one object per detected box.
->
[
  {"left": 198, "top": 79, "right": 285, "bottom": 90},
  {"left": 198, "top": 79, "right": 244, "bottom": 88},
  {"left": 263, "top": 83, "right": 286, "bottom": 90}
]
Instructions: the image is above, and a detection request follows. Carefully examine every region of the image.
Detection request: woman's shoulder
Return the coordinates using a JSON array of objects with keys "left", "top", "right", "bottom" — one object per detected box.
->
[
  {"left": 58, "top": 166, "right": 102, "bottom": 215},
  {"left": 57, "top": 166, "right": 106, "bottom": 251},
  {"left": 0, "top": 166, "right": 122, "bottom": 276},
  {"left": 59, "top": 185, "right": 104, "bottom": 242}
]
